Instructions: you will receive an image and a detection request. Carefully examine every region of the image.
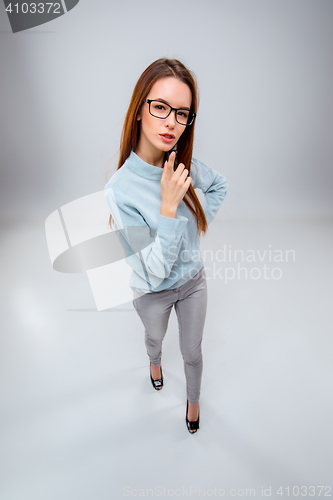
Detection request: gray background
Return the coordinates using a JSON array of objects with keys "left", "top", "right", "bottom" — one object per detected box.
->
[
  {"left": 1, "top": 1, "right": 332, "bottom": 499},
  {"left": 1, "top": 0, "right": 332, "bottom": 222}
]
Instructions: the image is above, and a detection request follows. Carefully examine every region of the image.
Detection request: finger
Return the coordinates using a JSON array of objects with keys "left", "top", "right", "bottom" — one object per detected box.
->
[
  {"left": 179, "top": 168, "right": 189, "bottom": 182},
  {"left": 162, "top": 155, "right": 173, "bottom": 181},
  {"left": 167, "top": 151, "right": 176, "bottom": 167},
  {"left": 164, "top": 151, "right": 176, "bottom": 178},
  {"left": 179, "top": 176, "right": 192, "bottom": 198},
  {"left": 182, "top": 176, "right": 192, "bottom": 191},
  {"left": 173, "top": 161, "right": 186, "bottom": 179}
]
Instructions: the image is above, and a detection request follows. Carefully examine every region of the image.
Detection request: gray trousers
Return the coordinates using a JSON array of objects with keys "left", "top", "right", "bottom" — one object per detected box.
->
[{"left": 133, "top": 266, "right": 207, "bottom": 404}]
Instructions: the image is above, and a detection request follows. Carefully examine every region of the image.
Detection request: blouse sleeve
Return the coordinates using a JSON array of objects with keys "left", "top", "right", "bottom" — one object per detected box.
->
[
  {"left": 104, "top": 184, "right": 188, "bottom": 285},
  {"left": 190, "top": 157, "right": 228, "bottom": 225}
]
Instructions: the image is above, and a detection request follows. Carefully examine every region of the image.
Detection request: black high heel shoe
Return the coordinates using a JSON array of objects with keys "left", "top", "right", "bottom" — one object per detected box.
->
[
  {"left": 186, "top": 400, "right": 200, "bottom": 433},
  {"left": 150, "top": 364, "right": 163, "bottom": 390}
]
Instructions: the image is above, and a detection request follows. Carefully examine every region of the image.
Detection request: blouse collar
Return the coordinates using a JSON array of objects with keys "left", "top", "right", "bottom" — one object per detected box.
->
[{"left": 126, "top": 150, "right": 164, "bottom": 180}]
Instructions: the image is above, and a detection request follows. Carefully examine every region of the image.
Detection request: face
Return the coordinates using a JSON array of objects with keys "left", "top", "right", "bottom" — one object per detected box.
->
[{"left": 136, "top": 77, "right": 192, "bottom": 158}]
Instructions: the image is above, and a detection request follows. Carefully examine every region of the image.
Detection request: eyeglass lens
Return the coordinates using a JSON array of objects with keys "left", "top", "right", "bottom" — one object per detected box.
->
[{"left": 149, "top": 101, "right": 194, "bottom": 125}]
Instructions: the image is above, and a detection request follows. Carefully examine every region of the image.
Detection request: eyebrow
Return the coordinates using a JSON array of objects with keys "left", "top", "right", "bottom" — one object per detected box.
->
[{"left": 154, "top": 98, "right": 190, "bottom": 111}]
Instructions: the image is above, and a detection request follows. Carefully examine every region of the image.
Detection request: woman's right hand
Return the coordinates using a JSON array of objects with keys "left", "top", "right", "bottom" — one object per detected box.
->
[{"left": 160, "top": 151, "right": 192, "bottom": 218}]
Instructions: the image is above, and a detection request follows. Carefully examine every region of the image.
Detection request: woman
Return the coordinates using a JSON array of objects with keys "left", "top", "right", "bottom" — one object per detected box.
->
[{"left": 105, "top": 58, "right": 228, "bottom": 433}]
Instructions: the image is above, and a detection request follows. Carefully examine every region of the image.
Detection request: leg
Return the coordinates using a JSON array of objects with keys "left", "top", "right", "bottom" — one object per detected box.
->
[
  {"left": 174, "top": 269, "right": 207, "bottom": 427},
  {"left": 133, "top": 290, "right": 174, "bottom": 369}
]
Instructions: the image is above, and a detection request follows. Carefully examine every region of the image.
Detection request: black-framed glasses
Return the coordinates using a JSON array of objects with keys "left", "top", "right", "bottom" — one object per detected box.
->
[{"left": 144, "top": 99, "right": 196, "bottom": 126}]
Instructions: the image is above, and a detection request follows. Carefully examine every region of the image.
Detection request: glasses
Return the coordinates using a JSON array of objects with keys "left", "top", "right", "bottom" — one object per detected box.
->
[{"left": 144, "top": 99, "right": 196, "bottom": 126}]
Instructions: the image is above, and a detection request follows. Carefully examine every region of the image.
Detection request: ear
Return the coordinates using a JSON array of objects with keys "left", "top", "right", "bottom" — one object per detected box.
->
[{"left": 137, "top": 114, "right": 141, "bottom": 121}]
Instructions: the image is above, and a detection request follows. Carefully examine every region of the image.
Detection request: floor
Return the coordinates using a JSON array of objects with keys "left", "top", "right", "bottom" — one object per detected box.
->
[{"left": 1, "top": 218, "right": 332, "bottom": 499}]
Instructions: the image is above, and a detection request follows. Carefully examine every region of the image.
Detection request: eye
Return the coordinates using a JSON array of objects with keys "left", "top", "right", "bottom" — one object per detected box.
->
[
  {"left": 177, "top": 110, "right": 189, "bottom": 118},
  {"left": 153, "top": 103, "right": 166, "bottom": 110}
]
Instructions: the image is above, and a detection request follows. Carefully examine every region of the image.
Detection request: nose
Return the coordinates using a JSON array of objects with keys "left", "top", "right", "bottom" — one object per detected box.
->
[{"left": 165, "top": 109, "right": 177, "bottom": 127}]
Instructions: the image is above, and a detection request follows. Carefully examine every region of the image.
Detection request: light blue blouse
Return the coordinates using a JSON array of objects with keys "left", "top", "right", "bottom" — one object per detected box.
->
[{"left": 104, "top": 151, "right": 228, "bottom": 293}]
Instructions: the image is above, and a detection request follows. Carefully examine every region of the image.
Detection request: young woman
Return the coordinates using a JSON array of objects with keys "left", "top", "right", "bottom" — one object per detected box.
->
[{"left": 105, "top": 58, "right": 228, "bottom": 433}]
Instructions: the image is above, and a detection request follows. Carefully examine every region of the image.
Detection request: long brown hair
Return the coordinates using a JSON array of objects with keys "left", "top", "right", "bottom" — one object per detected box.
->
[{"left": 108, "top": 58, "right": 208, "bottom": 236}]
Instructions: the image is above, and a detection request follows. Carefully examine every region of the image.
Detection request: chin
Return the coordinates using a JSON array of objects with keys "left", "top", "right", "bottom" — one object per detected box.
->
[{"left": 157, "top": 144, "right": 173, "bottom": 153}]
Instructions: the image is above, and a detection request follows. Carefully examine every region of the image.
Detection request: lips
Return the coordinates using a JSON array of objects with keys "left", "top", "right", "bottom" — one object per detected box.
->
[{"left": 160, "top": 134, "right": 175, "bottom": 139}]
